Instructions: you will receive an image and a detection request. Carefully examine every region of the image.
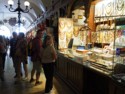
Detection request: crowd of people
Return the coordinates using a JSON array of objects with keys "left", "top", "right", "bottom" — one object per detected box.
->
[{"left": 0, "top": 29, "right": 57, "bottom": 94}]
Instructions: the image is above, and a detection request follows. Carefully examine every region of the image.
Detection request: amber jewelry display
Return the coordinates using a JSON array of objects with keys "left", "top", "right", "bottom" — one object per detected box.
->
[{"left": 73, "top": 26, "right": 80, "bottom": 37}]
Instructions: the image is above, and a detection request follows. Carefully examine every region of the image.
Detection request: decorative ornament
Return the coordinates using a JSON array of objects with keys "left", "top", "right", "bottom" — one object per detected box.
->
[
  {"left": 9, "top": 17, "right": 17, "bottom": 26},
  {"left": 3, "top": 19, "right": 8, "bottom": 23}
]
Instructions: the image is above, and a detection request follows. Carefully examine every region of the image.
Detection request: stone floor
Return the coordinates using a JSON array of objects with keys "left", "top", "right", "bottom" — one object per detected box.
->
[{"left": 0, "top": 55, "right": 75, "bottom": 94}]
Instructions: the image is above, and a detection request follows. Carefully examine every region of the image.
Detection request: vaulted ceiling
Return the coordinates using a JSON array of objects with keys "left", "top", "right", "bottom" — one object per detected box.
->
[
  {"left": 0, "top": 0, "right": 53, "bottom": 32},
  {"left": 0, "top": 0, "right": 97, "bottom": 34}
]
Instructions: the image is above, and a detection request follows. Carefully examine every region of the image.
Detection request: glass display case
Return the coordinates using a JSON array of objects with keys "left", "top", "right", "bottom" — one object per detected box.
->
[{"left": 89, "top": 0, "right": 125, "bottom": 82}]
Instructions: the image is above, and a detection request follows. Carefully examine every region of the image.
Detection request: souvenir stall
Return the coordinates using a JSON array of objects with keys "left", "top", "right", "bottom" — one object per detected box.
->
[{"left": 56, "top": 0, "right": 125, "bottom": 94}]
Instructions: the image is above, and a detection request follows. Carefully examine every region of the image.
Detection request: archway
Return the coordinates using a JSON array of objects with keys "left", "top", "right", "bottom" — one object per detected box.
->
[
  {"left": 15, "top": 24, "right": 26, "bottom": 34},
  {"left": 0, "top": 25, "right": 11, "bottom": 38}
]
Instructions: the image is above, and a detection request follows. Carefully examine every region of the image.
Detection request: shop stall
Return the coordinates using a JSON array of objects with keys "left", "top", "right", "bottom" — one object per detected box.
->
[{"left": 55, "top": 0, "right": 125, "bottom": 94}]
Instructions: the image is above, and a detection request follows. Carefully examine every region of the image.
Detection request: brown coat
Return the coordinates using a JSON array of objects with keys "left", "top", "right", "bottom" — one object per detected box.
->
[{"left": 15, "top": 38, "right": 27, "bottom": 61}]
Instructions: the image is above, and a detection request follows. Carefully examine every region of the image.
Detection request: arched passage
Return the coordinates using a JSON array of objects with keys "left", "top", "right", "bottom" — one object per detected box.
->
[{"left": 0, "top": 25, "right": 11, "bottom": 37}]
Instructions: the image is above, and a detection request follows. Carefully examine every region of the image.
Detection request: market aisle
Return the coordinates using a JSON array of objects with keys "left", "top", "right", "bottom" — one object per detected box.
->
[{"left": 0, "top": 54, "right": 75, "bottom": 94}]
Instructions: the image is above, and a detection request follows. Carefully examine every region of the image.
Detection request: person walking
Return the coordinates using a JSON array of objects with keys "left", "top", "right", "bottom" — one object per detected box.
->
[
  {"left": 15, "top": 32, "right": 28, "bottom": 81},
  {"left": 9, "top": 32, "right": 18, "bottom": 78},
  {"left": 30, "top": 29, "right": 44, "bottom": 85},
  {"left": 42, "top": 35, "right": 57, "bottom": 94},
  {"left": 0, "top": 35, "right": 6, "bottom": 81},
  {"left": 1, "top": 36, "right": 7, "bottom": 71}
]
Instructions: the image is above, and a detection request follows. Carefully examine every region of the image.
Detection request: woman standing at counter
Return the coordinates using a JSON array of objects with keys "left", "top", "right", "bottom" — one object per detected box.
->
[{"left": 42, "top": 35, "right": 57, "bottom": 94}]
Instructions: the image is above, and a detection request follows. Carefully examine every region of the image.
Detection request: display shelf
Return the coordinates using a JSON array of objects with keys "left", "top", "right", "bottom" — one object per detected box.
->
[
  {"left": 95, "top": 15, "right": 125, "bottom": 18},
  {"left": 96, "top": 29, "right": 115, "bottom": 31}
]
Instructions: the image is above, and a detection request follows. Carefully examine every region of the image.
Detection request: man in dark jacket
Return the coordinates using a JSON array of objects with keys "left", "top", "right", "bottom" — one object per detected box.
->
[{"left": 9, "top": 32, "right": 18, "bottom": 78}]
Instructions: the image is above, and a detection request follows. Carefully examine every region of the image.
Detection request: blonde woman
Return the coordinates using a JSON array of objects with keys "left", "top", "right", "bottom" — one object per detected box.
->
[{"left": 42, "top": 35, "right": 57, "bottom": 94}]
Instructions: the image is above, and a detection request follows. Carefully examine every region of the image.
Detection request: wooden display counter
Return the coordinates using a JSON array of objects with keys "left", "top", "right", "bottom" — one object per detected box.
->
[
  {"left": 56, "top": 52, "right": 84, "bottom": 94},
  {"left": 55, "top": 51, "right": 125, "bottom": 94}
]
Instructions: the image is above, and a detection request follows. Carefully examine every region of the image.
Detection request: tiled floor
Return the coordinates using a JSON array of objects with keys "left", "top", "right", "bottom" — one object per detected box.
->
[{"left": 0, "top": 55, "right": 75, "bottom": 94}]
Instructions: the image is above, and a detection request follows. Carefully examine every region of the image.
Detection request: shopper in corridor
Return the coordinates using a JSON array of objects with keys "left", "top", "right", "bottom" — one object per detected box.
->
[{"left": 42, "top": 35, "right": 57, "bottom": 94}]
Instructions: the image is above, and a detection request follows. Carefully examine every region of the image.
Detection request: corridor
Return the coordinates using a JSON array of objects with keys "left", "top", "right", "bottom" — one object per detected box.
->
[{"left": 0, "top": 54, "right": 75, "bottom": 94}]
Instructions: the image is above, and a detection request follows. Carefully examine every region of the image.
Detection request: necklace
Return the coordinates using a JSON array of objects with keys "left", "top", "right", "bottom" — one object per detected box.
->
[
  {"left": 105, "top": 2, "right": 113, "bottom": 16},
  {"left": 66, "top": 22, "right": 73, "bottom": 31},
  {"left": 116, "top": 0, "right": 124, "bottom": 11},
  {"left": 59, "top": 20, "right": 65, "bottom": 29},
  {"left": 59, "top": 31, "right": 66, "bottom": 40}
]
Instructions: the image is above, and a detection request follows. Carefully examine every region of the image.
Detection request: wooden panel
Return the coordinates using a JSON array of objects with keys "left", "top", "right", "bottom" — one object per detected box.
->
[
  {"left": 67, "top": 59, "right": 84, "bottom": 94},
  {"left": 56, "top": 54, "right": 84, "bottom": 94},
  {"left": 91, "top": 0, "right": 103, "bottom": 5},
  {"left": 109, "top": 80, "right": 125, "bottom": 94},
  {"left": 83, "top": 67, "right": 109, "bottom": 94},
  {"left": 88, "top": 5, "right": 95, "bottom": 31},
  {"left": 57, "top": 54, "right": 68, "bottom": 78}
]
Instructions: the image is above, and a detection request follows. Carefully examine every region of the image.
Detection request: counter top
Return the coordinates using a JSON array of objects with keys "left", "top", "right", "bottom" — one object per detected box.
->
[{"left": 58, "top": 50, "right": 112, "bottom": 75}]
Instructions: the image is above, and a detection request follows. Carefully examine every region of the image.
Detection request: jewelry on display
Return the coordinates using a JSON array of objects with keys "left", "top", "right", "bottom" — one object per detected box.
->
[
  {"left": 59, "top": 31, "right": 66, "bottom": 40},
  {"left": 105, "top": 2, "right": 113, "bottom": 16},
  {"left": 116, "top": 0, "right": 124, "bottom": 15}
]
